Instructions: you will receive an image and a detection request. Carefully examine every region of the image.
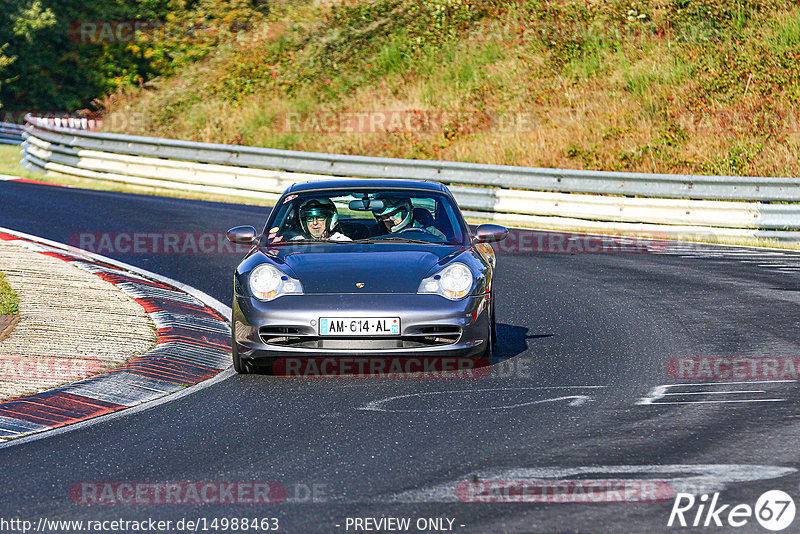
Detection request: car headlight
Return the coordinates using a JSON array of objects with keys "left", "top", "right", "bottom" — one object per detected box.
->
[
  {"left": 249, "top": 264, "right": 303, "bottom": 301},
  {"left": 418, "top": 262, "right": 473, "bottom": 300}
]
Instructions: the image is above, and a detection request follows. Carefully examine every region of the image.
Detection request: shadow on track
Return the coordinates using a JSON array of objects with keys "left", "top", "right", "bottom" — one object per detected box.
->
[{"left": 492, "top": 323, "right": 552, "bottom": 365}]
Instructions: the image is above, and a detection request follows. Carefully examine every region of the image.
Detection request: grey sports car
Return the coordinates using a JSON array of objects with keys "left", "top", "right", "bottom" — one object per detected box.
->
[{"left": 226, "top": 179, "right": 508, "bottom": 375}]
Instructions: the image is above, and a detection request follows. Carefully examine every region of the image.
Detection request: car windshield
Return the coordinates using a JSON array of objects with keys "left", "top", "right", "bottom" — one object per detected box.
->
[{"left": 263, "top": 189, "right": 467, "bottom": 246}]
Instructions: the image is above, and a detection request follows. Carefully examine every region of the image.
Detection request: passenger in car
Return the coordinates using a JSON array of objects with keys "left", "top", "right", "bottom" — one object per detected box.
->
[{"left": 373, "top": 198, "right": 446, "bottom": 240}]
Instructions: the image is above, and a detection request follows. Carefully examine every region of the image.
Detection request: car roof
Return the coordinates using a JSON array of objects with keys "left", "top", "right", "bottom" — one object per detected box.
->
[{"left": 288, "top": 179, "right": 447, "bottom": 193}]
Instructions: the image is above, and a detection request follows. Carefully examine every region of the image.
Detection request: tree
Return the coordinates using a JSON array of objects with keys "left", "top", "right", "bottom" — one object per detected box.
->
[
  {"left": 0, "top": 0, "right": 267, "bottom": 112},
  {"left": 0, "top": 45, "right": 16, "bottom": 109}
]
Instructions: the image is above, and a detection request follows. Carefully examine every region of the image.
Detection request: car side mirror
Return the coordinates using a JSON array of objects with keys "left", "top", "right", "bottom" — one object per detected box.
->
[
  {"left": 227, "top": 226, "right": 258, "bottom": 245},
  {"left": 473, "top": 224, "right": 509, "bottom": 243}
]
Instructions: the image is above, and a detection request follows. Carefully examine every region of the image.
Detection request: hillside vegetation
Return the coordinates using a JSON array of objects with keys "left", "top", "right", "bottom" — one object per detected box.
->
[
  {"left": 102, "top": 0, "right": 800, "bottom": 177},
  {"left": 0, "top": 0, "right": 270, "bottom": 111}
]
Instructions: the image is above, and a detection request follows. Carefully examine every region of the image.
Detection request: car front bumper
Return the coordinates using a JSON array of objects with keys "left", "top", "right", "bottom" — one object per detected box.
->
[{"left": 233, "top": 292, "right": 490, "bottom": 361}]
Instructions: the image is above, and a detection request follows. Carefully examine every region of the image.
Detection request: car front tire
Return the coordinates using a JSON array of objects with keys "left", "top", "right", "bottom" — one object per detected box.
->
[
  {"left": 482, "top": 296, "right": 494, "bottom": 362},
  {"left": 490, "top": 293, "right": 497, "bottom": 345},
  {"left": 231, "top": 324, "right": 254, "bottom": 374}
]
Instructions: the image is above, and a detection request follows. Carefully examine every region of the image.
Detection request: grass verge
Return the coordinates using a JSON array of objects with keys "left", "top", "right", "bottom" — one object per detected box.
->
[
  {"left": 0, "top": 145, "right": 41, "bottom": 181},
  {"left": 0, "top": 271, "right": 19, "bottom": 315}
]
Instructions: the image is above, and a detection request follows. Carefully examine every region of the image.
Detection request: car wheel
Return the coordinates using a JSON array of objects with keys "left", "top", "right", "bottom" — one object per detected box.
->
[
  {"left": 482, "top": 330, "right": 494, "bottom": 362},
  {"left": 482, "top": 301, "right": 494, "bottom": 362},
  {"left": 231, "top": 325, "right": 254, "bottom": 374},
  {"left": 490, "top": 294, "right": 497, "bottom": 345}
]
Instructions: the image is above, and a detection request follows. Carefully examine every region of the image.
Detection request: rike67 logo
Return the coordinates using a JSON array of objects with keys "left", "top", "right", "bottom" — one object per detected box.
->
[{"left": 668, "top": 490, "right": 796, "bottom": 531}]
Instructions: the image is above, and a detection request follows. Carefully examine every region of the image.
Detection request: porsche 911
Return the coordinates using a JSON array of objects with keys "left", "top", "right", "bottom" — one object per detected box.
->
[{"left": 226, "top": 179, "right": 508, "bottom": 374}]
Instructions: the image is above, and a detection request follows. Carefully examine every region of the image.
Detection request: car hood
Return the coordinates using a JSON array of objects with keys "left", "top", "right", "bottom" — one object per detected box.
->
[{"left": 267, "top": 243, "right": 462, "bottom": 294}]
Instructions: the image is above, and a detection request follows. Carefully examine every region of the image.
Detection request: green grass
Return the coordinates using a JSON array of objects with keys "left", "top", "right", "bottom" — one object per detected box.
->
[
  {"left": 0, "top": 270, "right": 19, "bottom": 315},
  {"left": 0, "top": 145, "right": 42, "bottom": 181},
  {"left": 374, "top": 34, "right": 411, "bottom": 75}
]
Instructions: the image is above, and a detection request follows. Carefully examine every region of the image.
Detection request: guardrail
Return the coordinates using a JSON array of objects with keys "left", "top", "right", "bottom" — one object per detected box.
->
[
  {"left": 19, "top": 114, "right": 800, "bottom": 242},
  {"left": 0, "top": 122, "right": 24, "bottom": 145}
]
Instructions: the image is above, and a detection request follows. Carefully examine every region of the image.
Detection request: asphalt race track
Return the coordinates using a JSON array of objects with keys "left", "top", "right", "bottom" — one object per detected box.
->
[{"left": 2, "top": 180, "right": 800, "bottom": 533}]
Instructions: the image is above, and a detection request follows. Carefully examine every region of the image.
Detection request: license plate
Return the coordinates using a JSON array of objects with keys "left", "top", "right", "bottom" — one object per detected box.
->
[{"left": 318, "top": 317, "right": 400, "bottom": 336}]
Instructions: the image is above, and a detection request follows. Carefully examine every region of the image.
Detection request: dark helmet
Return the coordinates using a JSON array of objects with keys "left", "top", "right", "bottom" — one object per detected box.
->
[
  {"left": 373, "top": 197, "right": 413, "bottom": 232},
  {"left": 299, "top": 198, "right": 338, "bottom": 236}
]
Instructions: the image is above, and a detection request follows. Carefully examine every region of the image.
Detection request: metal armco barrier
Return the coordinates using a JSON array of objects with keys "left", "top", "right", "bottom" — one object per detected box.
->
[
  {"left": 19, "top": 114, "right": 800, "bottom": 242},
  {"left": 0, "top": 122, "right": 24, "bottom": 145}
]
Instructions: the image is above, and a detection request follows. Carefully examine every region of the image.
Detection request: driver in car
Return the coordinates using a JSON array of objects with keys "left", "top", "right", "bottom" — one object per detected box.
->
[
  {"left": 373, "top": 198, "right": 445, "bottom": 240},
  {"left": 294, "top": 198, "right": 351, "bottom": 241}
]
